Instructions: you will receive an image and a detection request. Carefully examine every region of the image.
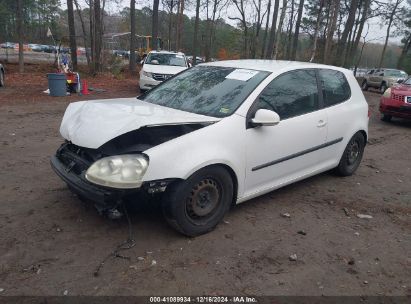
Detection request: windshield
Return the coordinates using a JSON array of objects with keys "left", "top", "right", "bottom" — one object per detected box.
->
[
  {"left": 145, "top": 53, "right": 187, "bottom": 67},
  {"left": 139, "top": 66, "right": 270, "bottom": 118},
  {"left": 403, "top": 77, "right": 411, "bottom": 85},
  {"left": 385, "top": 70, "right": 407, "bottom": 77}
]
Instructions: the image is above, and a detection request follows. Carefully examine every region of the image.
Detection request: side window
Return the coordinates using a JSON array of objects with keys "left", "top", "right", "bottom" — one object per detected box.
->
[
  {"left": 319, "top": 69, "right": 351, "bottom": 107},
  {"left": 255, "top": 69, "right": 319, "bottom": 120}
]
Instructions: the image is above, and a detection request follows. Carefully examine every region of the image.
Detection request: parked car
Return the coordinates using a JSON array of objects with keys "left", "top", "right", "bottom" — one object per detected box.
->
[
  {"left": 113, "top": 49, "right": 128, "bottom": 57},
  {"left": 361, "top": 68, "right": 408, "bottom": 93},
  {"left": 379, "top": 77, "right": 411, "bottom": 121},
  {"left": 0, "top": 42, "right": 16, "bottom": 49},
  {"left": 139, "top": 50, "right": 189, "bottom": 91},
  {"left": 187, "top": 55, "right": 205, "bottom": 65},
  {"left": 0, "top": 64, "right": 5, "bottom": 87},
  {"left": 28, "top": 44, "right": 40, "bottom": 52},
  {"left": 51, "top": 60, "right": 369, "bottom": 236}
]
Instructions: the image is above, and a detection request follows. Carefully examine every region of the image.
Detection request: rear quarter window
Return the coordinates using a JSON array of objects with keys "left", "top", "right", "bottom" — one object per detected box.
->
[{"left": 319, "top": 69, "right": 351, "bottom": 107}]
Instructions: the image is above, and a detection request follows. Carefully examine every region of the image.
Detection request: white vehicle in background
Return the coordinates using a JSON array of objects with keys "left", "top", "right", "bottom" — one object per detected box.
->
[
  {"left": 52, "top": 60, "right": 369, "bottom": 236},
  {"left": 139, "top": 50, "right": 189, "bottom": 91}
]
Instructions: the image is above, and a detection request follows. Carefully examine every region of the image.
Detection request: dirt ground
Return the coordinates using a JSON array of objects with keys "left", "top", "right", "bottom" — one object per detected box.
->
[{"left": 0, "top": 64, "right": 410, "bottom": 296}]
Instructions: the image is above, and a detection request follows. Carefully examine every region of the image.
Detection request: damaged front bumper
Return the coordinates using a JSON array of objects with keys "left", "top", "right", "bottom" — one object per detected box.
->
[{"left": 50, "top": 142, "right": 176, "bottom": 216}]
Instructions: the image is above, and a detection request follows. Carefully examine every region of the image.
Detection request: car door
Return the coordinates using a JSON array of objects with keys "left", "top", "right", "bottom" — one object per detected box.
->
[
  {"left": 370, "top": 71, "right": 383, "bottom": 87},
  {"left": 318, "top": 69, "right": 353, "bottom": 165},
  {"left": 244, "top": 69, "right": 328, "bottom": 198}
]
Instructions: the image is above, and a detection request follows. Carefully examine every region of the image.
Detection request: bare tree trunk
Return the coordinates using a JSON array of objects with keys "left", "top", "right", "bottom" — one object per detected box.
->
[
  {"left": 192, "top": 0, "right": 200, "bottom": 65},
  {"left": 323, "top": 0, "right": 339, "bottom": 64},
  {"left": 286, "top": 0, "right": 295, "bottom": 59},
  {"left": 129, "top": 0, "right": 136, "bottom": 73},
  {"left": 152, "top": 0, "right": 160, "bottom": 50},
  {"left": 309, "top": 0, "right": 324, "bottom": 62},
  {"left": 175, "top": 0, "right": 180, "bottom": 50},
  {"left": 266, "top": 0, "right": 280, "bottom": 58},
  {"left": 348, "top": 0, "right": 370, "bottom": 66},
  {"left": 89, "top": 0, "right": 95, "bottom": 73},
  {"left": 290, "top": 0, "right": 304, "bottom": 60},
  {"left": 17, "top": 0, "right": 24, "bottom": 73},
  {"left": 261, "top": 0, "right": 271, "bottom": 58},
  {"left": 231, "top": 0, "right": 249, "bottom": 58},
  {"left": 335, "top": 0, "right": 359, "bottom": 66},
  {"left": 176, "top": 0, "right": 185, "bottom": 51},
  {"left": 94, "top": 0, "right": 102, "bottom": 73},
  {"left": 67, "top": 0, "right": 78, "bottom": 70},
  {"left": 168, "top": 0, "right": 174, "bottom": 50},
  {"left": 273, "top": 0, "right": 287, "bottom": 59},
  {"left": 378, "top": 0, "right": 402, "bottom": 69},
  {"left": 74, "top": 0, "right": 91, "bottom": 67},
  {"left": 251, "top": 0, "right": 263, "bottom": 59}
]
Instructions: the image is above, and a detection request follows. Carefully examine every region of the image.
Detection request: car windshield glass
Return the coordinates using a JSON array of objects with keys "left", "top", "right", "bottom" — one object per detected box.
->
[
  {"left": 385, "top": 70, "right": 407, "bottom": 77},
  {"left": 145, "top": 53, "right": 186, "bottom": 67},
  {"left": 139, "top": 66, "right": 270, "bottom": 117},
  {"left": 403, "top": 77, "right": 411, "bottom": 85}
]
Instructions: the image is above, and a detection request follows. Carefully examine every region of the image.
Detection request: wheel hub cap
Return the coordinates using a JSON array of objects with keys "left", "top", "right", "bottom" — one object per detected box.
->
[
  {"left": 187, "top": 179, "right": 220, "bottom": 218},
  {"left": 348, "top": 141, "right": 360, "bottom": 165}
]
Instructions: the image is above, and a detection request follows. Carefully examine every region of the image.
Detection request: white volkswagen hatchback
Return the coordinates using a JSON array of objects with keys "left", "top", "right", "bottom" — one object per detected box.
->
[
  {"left": 139, "top": 50, "right": 189, "bottom": 91},
  {"left": 52, "top": 60, "right": 369, "bottom": 236}
]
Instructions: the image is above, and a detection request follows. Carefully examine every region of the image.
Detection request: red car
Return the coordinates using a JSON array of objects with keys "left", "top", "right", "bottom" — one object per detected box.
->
[{"left": 380, "top": 78, "right": 411, "bottom": 121}]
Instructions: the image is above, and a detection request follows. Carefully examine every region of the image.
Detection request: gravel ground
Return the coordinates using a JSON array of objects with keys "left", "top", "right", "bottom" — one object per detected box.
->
[{"left": 0, "top": 66, "right": 410, "bottom": 296}]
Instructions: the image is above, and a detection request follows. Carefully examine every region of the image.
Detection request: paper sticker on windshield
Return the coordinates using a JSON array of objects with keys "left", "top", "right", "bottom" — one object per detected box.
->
[
  {"left": 219, "top": 107, "right": 230, "bottom": 114},
  {"left": 226, "top": 69, "right": 259, "bottom": 81}
]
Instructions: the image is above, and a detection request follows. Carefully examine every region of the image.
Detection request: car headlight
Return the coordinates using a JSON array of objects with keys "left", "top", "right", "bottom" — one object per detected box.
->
[
  {"left": 383, "top": 88, "right": 391, "bottom": 98},
  {"left": 141, "top": 70, "right": 152, "bottom": 78},
  {"left": 85, "top": 154, "right": 149, "bottom": 189}
]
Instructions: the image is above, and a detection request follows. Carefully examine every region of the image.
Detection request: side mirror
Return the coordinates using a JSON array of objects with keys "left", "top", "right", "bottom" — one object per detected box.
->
[
  {"left": 397, "top": 79, "right": 404, "bottom": 84},
  {"left": 250, "top": 109, "right": 280, "bottom": 127}
]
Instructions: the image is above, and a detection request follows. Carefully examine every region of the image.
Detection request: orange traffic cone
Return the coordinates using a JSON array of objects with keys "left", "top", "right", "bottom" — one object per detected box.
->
[{"left": 81, "top": 80, "right": 90, "bottom": 95}]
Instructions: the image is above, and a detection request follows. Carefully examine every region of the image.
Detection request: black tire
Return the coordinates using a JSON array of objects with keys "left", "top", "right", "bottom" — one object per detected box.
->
[
  {"left": 335, "top": 132, "right": 365, "bottom": 177},
  {"left": 361, "top": 80, "right": 368, "bottom": 91},
  {"left": 162, "top": 166, "right": 233, "bottom": 236},
  {"left": 0, "top": 71, "right": 4, "bottom": 87},
  {"left": 381, "top": 114, "right": 392, "bottom": 122},
  {"left": 380, "top": 83, "right": 387, "bottom": 94}
]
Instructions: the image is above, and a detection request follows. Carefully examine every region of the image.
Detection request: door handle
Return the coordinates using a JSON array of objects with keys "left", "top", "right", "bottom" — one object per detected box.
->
[{"left": 317, "top": 120, "right": 327, "bottom": 128}]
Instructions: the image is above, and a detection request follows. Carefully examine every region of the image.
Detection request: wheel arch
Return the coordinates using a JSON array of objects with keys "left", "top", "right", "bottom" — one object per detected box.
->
[{"left": 358, "top": 129, "right": 367, "bottom": 143}]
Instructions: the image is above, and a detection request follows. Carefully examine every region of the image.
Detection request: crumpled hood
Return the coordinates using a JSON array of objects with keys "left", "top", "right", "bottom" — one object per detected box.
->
[
  {"left": 60, "top": 98, "right": 219, "bottom": 149},
  {"left": 142, "top": 64, "right": 187, "bottom": 75}
]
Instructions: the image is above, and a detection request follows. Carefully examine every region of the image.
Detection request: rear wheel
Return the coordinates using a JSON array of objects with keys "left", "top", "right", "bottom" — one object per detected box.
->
[
  {"left": 361, "top": 80, "right": 368, "bottom": 91},
  {"left": 162, "top": 166, "right": 233, "bottom": 236},
  {"left": 381, "top": 114, "right": 392, "bottom": 122},
  {"left": 335, "top": 132, "right": 365, "bottom": 176}
]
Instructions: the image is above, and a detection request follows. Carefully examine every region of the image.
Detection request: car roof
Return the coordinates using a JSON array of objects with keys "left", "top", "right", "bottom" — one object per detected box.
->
[
  {"left": 149, "top": 50, "right": 185, "bottom": 56},
  {"left": 201, "top": 59, "right": 349, "bottom": 74}
]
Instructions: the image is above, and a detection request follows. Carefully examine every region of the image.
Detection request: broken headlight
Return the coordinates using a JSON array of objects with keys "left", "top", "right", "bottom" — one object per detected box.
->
[{"left": 85, "top": 154, "right": 149, "bottom": 189}]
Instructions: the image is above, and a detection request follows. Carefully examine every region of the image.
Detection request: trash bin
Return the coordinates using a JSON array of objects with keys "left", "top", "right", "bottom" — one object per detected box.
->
[{"left": 47, "top": 73, "right": 67, "bottom": 97}]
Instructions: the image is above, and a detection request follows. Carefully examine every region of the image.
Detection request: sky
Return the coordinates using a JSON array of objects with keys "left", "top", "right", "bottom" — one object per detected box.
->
[{"left": 63, "top": 0, "right": 404, "bottom": 45}]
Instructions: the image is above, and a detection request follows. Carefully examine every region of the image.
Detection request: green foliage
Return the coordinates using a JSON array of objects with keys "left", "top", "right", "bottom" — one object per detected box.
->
[{"left": 0, "top": 0, "right": 61, "bottom": 44}]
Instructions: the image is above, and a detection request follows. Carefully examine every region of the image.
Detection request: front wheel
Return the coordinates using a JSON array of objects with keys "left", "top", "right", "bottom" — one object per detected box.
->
[
  {"left": 381, "top": 114, "right": 392, "bottom": 122},
  {"left": 335, "top": 132, "right": 365, "bottom": 176},
  {"left": 0, "top": 71, "right": 4, "bottom": 87},
  {"left": 380, "top": 83, "right": 388, "bottom": 94},
  {"left": 162, "top": 166, "right": 233, "bottom": 236}
]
